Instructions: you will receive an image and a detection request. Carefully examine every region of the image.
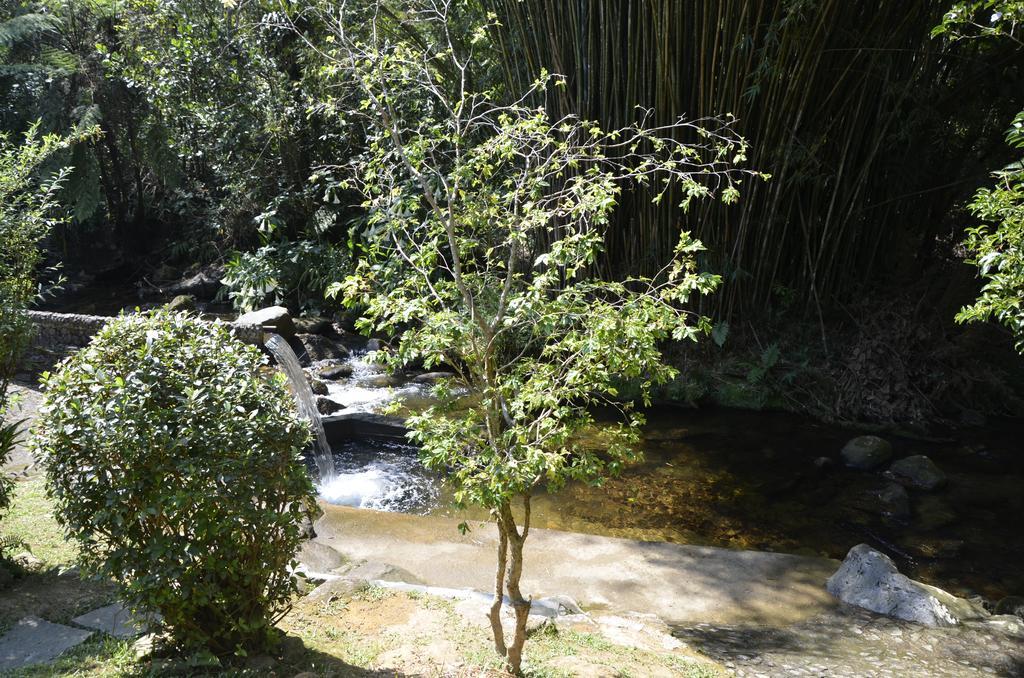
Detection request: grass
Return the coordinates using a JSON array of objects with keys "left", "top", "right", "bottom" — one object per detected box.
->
[
  {"left": 1, "top": 476, "right": 118, "bottom": 638},
  {"left": 2, "top": 475, "right": 77, "bottom": 566},
  {"left": 281, "top": 587, "right": 726, "bottom": 677}
]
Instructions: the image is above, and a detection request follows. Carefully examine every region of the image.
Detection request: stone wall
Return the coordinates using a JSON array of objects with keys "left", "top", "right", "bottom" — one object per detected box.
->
[
  {"left": 23, "top": 311, "right": 264, "bottom": 367},
  {"left": 27, "top": 311, "right": 110, "bottom": 351}
]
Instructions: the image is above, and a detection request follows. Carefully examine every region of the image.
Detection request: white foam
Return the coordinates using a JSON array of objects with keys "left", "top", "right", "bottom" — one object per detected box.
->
[{"left": 318, "top": 468, "right": 392, "bottom": 508}]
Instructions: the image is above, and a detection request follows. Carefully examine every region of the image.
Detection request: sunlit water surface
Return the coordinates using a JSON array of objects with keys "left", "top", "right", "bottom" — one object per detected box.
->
[{"left": 312, "top": 354, "right": 1024, "bottom": 601}]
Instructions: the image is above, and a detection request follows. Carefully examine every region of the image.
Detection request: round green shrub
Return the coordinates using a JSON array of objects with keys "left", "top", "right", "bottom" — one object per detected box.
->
[{"left": 34, "top": 310, "right": 316, "bottom": 654}]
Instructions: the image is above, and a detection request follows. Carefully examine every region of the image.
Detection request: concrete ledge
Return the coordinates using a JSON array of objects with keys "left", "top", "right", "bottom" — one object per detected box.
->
[
  {"left": 312, "top": 505, "right": 840, "bottom": 627},
  {"left": 322, "top": 412, "right": 410, "bottom": 442}
]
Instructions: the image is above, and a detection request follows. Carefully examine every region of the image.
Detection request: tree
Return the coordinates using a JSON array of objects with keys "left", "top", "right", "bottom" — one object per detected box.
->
[
  {"left": 292, "top": 2, "right": 760, "bottom": 671},
  {"left": 0, "top": 124, "right": 68, "bottom": 520}
]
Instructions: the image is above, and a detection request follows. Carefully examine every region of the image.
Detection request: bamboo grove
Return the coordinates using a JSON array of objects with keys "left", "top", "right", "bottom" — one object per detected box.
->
[{"left": 488, "top": 0, "right": 1023, "bottom": 316}]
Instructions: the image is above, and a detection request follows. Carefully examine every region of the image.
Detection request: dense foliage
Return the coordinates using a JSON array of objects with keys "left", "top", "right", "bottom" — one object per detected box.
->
[
  {"left": 222, "top": 239, "right": 352, "bottom": 314},
  {"left": 306, "top": 2, "right": 758, "bottom": 670},
  {"left": 3, "top": 1, "right": 1021, "bottom": 347},
  {"left": 957, "top": 114, "right": 1024, "bottom": 351},
  {"left": 0, "top": 125, "right": 68, "bottom": 518},
  {"left": 938, "top": 2, "right": 1024, "bottom": 351},
  {"left": 34, "top": 311, "right": 315, "bottom": 655}
]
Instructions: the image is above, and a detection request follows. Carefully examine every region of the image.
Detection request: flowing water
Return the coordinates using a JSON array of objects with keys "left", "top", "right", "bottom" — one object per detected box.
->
[
  {"left": 314, "top": 353, "right": 1024, "bottom": 601},
  {"left": 321, "top": 350, "right": 438, "bottom": 413},
  {"left": 264, "top": 333, "right": 336, "bottom": 483},
  {"left": 317, "top": 439, "right": 438, "bottom": 511}
]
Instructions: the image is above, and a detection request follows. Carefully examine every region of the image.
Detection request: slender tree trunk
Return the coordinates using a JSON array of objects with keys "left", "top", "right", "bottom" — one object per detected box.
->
[
  {"left": 489, "top": 518, "right": 509, "bottom": 657},
  {"left": 499, "top": 496, "right": 532, "bottom": 674}
]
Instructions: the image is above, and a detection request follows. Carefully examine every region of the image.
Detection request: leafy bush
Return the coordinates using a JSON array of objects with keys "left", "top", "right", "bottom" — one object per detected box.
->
[
  {"left": 222, "top": 238, "right": 351, "bottom": 315},
  {"left": 34, "top": 311, "right": 316, "bottom": 655}
]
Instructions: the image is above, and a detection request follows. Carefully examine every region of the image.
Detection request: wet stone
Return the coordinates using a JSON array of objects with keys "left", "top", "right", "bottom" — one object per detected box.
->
[
  {"left": 316, "top": 396, "right": 344, "bottom": 415},
  {"left": 319, "top": 364, "right": 354, "bottom": 380},
  {"left": 888, "top": 455, "right": 947, "bottom": 491},
  {"left": 841, "top": 435, "right": 892, "bottom": 470},
  {"left": 994, "top": 595, "right": 1024, "bottom": 619},
  {"left": 307, "top": 376, "right": 329, "bottom": 396}
]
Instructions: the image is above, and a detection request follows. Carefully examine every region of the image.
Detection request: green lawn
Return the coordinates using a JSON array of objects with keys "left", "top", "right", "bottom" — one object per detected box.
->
[{"left": 3, "top": 475, "right": 77, "bottom": 566}]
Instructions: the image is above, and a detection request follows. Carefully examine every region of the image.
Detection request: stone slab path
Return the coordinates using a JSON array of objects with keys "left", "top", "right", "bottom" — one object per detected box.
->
[
  {"left": 71, "top": 603, "right": 147, "bottom": 639},
  {"left": 0, "top": 602, "right": 150, "bottom": 671},
  {"left": 0, "top": 617, "right": 93, "bottom": 671},
  {"left": 672, "top": 604, "right": 1024, "bottom": 677}
]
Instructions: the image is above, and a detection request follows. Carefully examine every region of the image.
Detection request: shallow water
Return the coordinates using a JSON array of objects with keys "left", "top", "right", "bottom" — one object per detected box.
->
[
  {"left": 322, "top": 351, "right": 438, "bottom": 413},
  {"left": 317, "top": 397, "right": 1024, "bottom": 601}
]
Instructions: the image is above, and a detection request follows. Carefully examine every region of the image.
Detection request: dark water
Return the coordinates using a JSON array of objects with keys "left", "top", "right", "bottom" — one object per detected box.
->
[{"left": 324, "top": 406, "right": 1024, "bottom": 601}]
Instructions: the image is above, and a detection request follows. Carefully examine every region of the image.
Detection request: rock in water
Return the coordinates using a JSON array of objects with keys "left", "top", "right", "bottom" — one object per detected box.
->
[
  {"left": 290, "top": 334, "right": 350, "bottom": 364},
  {"left": 826, "top": 544, "right": 989, "bottom": 627},
  {"left": 235, "top": 306, "right": 295, "bottom": 338},
  {"left": 888, "top": 455, "right": 947, "bottom": 491},
  {"left": 841, "top": 435, "right": 893, "bottom": 469},
  {"left": 874, "top": 483, "right": 911, "bottom": 521},
  {"left": 316, "top": 396, "right": 344, "bottom": 415},
  {"left": 319, "top": 364, "right": 354, "bottom": 380},
  {"left": 995, "top": 596, "right": 1024, "bottom": 619},
  {"left": 172, "top": 271, "right": 221, "bottom": 298},
  {"left": 164, "top": 294, "right": 196, "bottom": 312},
  {"left": 307, "top": 376, "right": 329, "bottom": 396},
  {"left": 294, "top": 317, "right": 331, "bottom": 335}
]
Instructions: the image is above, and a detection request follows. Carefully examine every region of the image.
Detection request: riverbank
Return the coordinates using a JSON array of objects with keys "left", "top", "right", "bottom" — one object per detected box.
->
[{"left": 4, "top": 473, "right": 1023, "bottom": 676}]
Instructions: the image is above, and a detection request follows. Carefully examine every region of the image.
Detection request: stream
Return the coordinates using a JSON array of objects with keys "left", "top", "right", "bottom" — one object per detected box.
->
[{"left": 315, "top": 350, "right": 1024, "bottom": 602}]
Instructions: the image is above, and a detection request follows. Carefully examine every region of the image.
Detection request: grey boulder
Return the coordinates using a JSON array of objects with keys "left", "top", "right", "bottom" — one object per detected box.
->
[
  {"left": 826, "top": 544, "right": 989, "bottom": 627},
  {"left": 995, "top": 595, "right": 1024, "bottom": 619},
  {"left": 319, "top": 364, "right": 354, "bottom": 380},
  {"left": 888, "top": 455, "right": 947, "bottom": 491},
  {"left": 841, "top": 436, "right": 892, "bottom": 470},
  {"left": 235, "top": 306, "right": 294, "bottom": 338},
  {"left": 316, "top": 396, "right": 344, "bottom": 415},
  {"left": 307, "top": 376, "right": 329, "bottom": 396},
  {"left": 290, "top": 334, "right": 350, "bottom": 365},
  {"left": 164, "top": 294, "right": 196, "bottom": 312}
]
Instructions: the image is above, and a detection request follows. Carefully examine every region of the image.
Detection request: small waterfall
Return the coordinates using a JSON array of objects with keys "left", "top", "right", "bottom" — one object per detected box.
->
[{"left": 264, "top": 333, "right": 336, "bottom": 483}]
